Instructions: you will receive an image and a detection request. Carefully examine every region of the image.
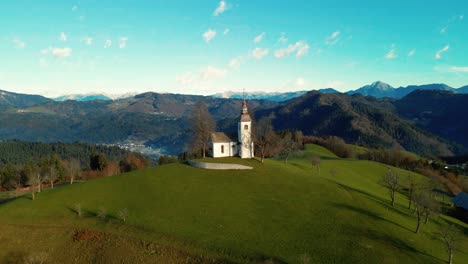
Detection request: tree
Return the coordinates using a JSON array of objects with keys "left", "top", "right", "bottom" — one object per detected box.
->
[
  {"left": 407, "top": 173, "right": 417, "bottom": 210},
  {"left": 118, "top": 208, "right": 129, "bottom": 222},
  {"left": 255, "top": 117, "right": 276, "bottom": 163},
  {"left": 383, "top": 169, "right": 400, "bottom": 207},
  {"left": 190, "top": 100, "right": 216, "bottom": 158},
  {"left": 311, "top": 155, "right": 321, "bottom": 175},
  {"left": 27, "top": 171, "right": 41, "bottom": 201},
  {"left": 413, "top": 191, "right": 439, "bottom": 233},
  {"left": 67, "top": 159, "right": 81, "bottom": 184},
  {"left": 436, "top": 225, "right": 460, "bottom": 264},
  {"left": 280, "top": 131, "right": 299, "bottom": 163},
  {"left": 47, "top": 166, "right": 58, "bottom": 189},
  {"left": 90, "top": 153, "right": 108, "bottom": 171}
]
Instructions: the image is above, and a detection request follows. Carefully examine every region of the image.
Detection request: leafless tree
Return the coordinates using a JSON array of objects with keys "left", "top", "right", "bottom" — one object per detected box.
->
[
  {"left": 311, "top": 155, "right": 321, "bottom": 175},
  {"left": 68, "top": 159, "right": 81, "bottom": 185},
  {"left": 27, "top": 172, "right": 41, "bottom": 201},
  {"left": 407, "top": 173, "right": 417, "bottom": 209},
  {"left": 190, "top": 100, "right": 216, "bottom": 158},
  {"left": 436, "top": 224, "right": 460, "bottom": 264},
  {"left": 383, "top": 169, "right": 400, "bottom": 207},
  {"left": 118, "top": 208, "right": 129, "bottom": 222},
  {"left": 47, "top": 166, "right": 58, "bottom": 189},
  {"left": 74, "top": 203, "right": 83, "bottom": 217},
  {"left": 281, "top": 132, "right": 299, "bottom": 163},
  {"left": 413, "top": 191, "right": 439, "bottom": 233},
  {"left": 97, "top": 207, "right": 107, "bottom": 219},
  {"left": 294, "top": 130, "right": 304, "bottom": 147},
  {"left": 255, "top": 117, "right": 276, "bottom": 163}
]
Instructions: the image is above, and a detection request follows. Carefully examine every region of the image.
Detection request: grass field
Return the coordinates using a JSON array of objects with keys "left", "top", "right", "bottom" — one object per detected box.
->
[{"left": 0, "top": 145, "right": 466, "bottom": 263}]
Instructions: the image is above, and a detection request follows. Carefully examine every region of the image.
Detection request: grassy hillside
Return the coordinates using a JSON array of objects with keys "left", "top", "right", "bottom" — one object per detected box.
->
[{"left": 0, "top": 145, "right": 466, "bottom": 263}]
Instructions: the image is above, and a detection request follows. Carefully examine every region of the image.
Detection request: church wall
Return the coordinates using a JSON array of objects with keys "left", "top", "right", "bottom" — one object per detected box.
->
[{"left": 212, "top": 142, "right": 238, "bottom": 158}]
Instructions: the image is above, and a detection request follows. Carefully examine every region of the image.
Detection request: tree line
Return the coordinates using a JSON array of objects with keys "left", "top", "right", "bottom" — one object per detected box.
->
[{"left": 0, "top": 141, "right": 151, "bottom": 193}]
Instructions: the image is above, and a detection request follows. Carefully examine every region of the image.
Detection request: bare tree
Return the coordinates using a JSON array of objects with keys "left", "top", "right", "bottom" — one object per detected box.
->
[
  {"left": 27, "top": 172, "right": 41, "bottom": 201},
  {"left": 47, "top": 166, "right": 58, "bottom": 189},
  {"left": 413, "top": 191, "right": 439, "bottom": 233},
  {"left": 281, "top": 132, "right": 299, "bottom": 163},
  {"left": 254, "top": 117, "right": 276, "bottom": 163},
  {"left": 118, "top": 208, "right": 129, "bottom": 222},
  {"left": 383, "top": 169, "right": 400, "bottom": 207},
  {"left": 311, "top": 155, "right": 321, "bottom": 175},
  {"left": 68, "top": 159, "right": 81, "bottom": 185},
  {"left": 74, "top": 203, "right": 83, "bottom": 217},
  {"left": 97, "top": 207, "right": 107, "bottom": 219},
  {"left": 294, "top": 130, "right": 304, "bottom": 147},
  {"left": 436, "top": 225, "right": 459, "bottom": 264},
  {"left": 407, "top": 173, "right": 417, "bottom": 209},
  {"left": 190, "top": 100, "right": 216, "bottom": 158}
]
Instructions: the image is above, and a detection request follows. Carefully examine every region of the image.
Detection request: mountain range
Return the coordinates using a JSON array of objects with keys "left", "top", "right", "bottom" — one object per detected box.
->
[
  {"left": 47, "top": 82, "right": 468, "bottom": 103},
  {"left": 346, "top": 81, "right": 468, "bottom": 98},
  {"left": 1, "top": 86, "right": 468, "bottom": 157}
]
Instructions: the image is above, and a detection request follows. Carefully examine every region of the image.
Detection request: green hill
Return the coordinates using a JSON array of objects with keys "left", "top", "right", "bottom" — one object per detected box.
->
[{"left": 0, "top": 145, "right": 466, "bottom": 263}]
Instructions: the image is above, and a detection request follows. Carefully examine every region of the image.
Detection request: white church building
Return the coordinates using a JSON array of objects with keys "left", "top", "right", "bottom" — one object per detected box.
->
[{"left": 209, "top": 100, "right": 254, "bottom": 158}]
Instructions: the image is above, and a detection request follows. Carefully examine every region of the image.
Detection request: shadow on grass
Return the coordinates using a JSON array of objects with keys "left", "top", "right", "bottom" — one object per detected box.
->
[
  {"left": 334, "top": 182, "right": 415, "bottom": 219},
  {"left": 347, "top": 226, "right": 444, "bottom": 262},
  {"left": 331, "top": 202, "right": 414, "bottom": 233}
]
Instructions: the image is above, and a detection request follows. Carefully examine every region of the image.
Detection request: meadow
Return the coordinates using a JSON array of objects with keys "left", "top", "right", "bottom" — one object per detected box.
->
[{"left": 0, "top": 145, "right": 466, "bottom": 263}]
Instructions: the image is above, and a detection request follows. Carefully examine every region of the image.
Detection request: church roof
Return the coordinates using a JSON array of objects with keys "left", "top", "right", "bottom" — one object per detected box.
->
[
  {"left": 453, "top": 192, "right": 468, "bottom": 210},
  {"left": 240, "top": 99, "right": 252, "bottom": 122},
  {"left": 211, "top": 132, "right": 236, "bottom": 143},
  {"left": 240, "top": 114, "right": 252, "bottom": 122}
]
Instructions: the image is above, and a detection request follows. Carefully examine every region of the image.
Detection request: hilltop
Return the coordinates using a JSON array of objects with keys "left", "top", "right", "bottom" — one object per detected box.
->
[{"left": 0, "top": 145, "right": 466, "bottom": 263}]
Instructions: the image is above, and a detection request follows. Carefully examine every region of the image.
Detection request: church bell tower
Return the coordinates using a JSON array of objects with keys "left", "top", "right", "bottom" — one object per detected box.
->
[{"left": 238, "top": 99, "right": 254, "bottom": 158}]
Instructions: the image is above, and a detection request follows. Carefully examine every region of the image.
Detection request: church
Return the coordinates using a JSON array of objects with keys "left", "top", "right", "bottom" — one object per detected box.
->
[{"left": 209, "top": 99, "right": 254, "bottom": 158}]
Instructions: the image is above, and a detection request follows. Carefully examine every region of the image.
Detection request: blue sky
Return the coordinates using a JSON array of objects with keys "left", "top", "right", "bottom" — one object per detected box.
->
[{"left": 0, "top": 0, "right": 467, "bottom": 96}]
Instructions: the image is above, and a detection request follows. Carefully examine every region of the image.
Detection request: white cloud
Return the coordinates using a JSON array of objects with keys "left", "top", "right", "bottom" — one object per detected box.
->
[
  {"left": 449, "top": 66, "right": 468, "bottom": 72},
  {"left": 325, "top": 31, "right": 340, "bottom": 45},
  {"left": 213, "top": 1, "right": 228, "bottom": 16},
  {"left": 441, "top": 26, "right": 448, "bottom": 34},
  {"left": 72, "top": 5, "right": 78, "bottom": 12},
  {"left": 177, "top": 66, "right": 227, "bottom": 86},
  {"left": 385, "top": 45, "right": 397, "bottom": 59},
  {"left": 119, "top": 37, "right": 128, "bottom": 48},
  {"left": 408, "top": 49, "right": 416, "bottom": 57},
  {"left": 39, "top": 58, "right": 48, "bottom": 68},
  {"left": 84, "top": 37, "right": 93, "bottom": 45},
  {"left": 104, "top": 39, "right": 112, "bottom": 48},
  {"left": 278, "top": 34, "right": 288, "bottom": 43},
  {"left": 203, "top": 29, "right": 216, "bottom": 43},
  {"left": 254, "top": 32, "right": 265, "bottom": 43},
  {"left": 52, "top": 47, "right": 72, "bottom": 58},
  {"left": 274, "top": 41, "right": 309, "bottom": 58},
  {"left": 13, "top": 38, "right": 25, "bottom": 49},
  {"left": 200, "top": 66, "right": 226, "bottom": 80},
  {"left": 223, "top": 28, "right": 230, "bottom": 35},
  {"left": 435, "top": 45, "right": 449, "bottom": 59},
  {"left": 251, "top": 47, "right": 269, "bottom": 59},
  {"left": 228, "top": 56, "right": 244, "bottom": 69},
  {"left": 59, "top": 32, "right": 68, "bottom": 42}
]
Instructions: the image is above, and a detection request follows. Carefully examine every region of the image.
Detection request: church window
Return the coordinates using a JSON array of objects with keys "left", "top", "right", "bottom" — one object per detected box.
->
[
  {"left": 221, "top": 145, "right": 224, "bottom": 153},
  {"left": 244, "top": 125, "right": 248, "bottom": 130}
]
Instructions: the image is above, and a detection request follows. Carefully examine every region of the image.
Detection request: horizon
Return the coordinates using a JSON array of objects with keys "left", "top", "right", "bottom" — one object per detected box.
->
[{"left": 1, "top": 0, "right": 467, "bottom": 97}]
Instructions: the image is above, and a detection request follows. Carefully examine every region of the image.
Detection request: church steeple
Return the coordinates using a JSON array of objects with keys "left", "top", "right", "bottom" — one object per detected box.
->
[{"left": 238, "top": 92, "right": 254, "bottom": 158}]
